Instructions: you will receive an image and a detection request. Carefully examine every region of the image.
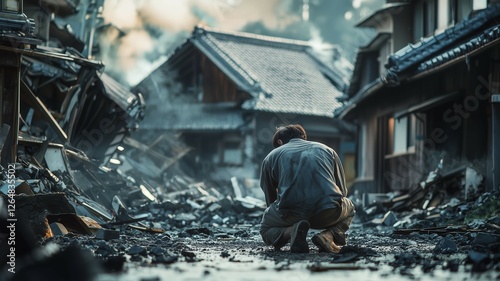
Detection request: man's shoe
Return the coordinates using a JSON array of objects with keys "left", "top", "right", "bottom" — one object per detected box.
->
[
  {"left": 273, "top": 239, "right": 287, "bottom": 251},
  {"left": 290, "top": 220, "right": 310, "bottom": 253},
  {"left": 312, "top": 230, "right": 341, "bottom": 253}
]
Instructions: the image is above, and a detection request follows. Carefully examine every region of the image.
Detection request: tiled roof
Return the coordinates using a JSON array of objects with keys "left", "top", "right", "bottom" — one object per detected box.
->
[
  {"left": 140, "top": 103, "right": 246, "bottom": 131},
  {"left": 336, "top": 5, "right": 500, "bottom": 119},
  {"left": 189, "top": 26, "right": 350, "bottom": 117},
  {"left": 416, "top": 24, "right": 500, "bottom": 73},
  {"left": 384, "top": 5, "right": 500, "bottom": 85}
]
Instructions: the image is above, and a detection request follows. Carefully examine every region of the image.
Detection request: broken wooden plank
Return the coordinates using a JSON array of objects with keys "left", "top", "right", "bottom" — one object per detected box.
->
[
  {"left": 20, "top": 80, "right": 68, "bottom": 142},
  {"left": 307, "top": 263, "right": 364, "bottom": 272},
  {"left": 394, "top": 225, "right": 484, "bottom": 235}
]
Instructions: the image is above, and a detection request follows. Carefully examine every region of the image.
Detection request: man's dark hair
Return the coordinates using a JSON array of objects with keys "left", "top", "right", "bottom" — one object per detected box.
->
[{"left": 272, "top": 124, "right": 307, "bottom": 148}]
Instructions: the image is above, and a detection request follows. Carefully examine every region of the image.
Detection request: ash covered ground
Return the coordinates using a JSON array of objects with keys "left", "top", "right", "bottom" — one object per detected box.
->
[
  {"left": 2, "top": 155, "right": 498, "bottom": 281},
  {"left": 6, "top": 186, "right": 499, "bottom": 281}
]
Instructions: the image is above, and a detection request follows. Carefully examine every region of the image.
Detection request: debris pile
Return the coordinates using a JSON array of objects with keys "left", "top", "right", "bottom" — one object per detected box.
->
[
  {"left": 348, "top": 160, "right": 499, "bottom": 274},
  {"left": 0, "top": 133, "right": 267, "bottom": 279},
  {"left": 0, "top": 24, "right": 267, "bottom": 280}
]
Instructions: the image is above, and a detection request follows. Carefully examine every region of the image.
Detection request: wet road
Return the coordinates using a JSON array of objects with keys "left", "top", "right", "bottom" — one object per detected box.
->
[{"left": 91, "top": 224, "right": 498, "bottom": 281}]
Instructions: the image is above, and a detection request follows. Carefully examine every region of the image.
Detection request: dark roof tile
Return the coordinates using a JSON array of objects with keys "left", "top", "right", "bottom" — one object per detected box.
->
[{"left": 190, "top": 26, "right": 350, "bottom": 117}]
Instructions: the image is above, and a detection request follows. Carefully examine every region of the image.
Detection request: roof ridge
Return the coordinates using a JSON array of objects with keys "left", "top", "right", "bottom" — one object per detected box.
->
[
  {"left": 194, "top": 25, "right": 330, "bottom": 50},
  {"left": 194, "top": 25, "right": 350, "bottom": 90}
]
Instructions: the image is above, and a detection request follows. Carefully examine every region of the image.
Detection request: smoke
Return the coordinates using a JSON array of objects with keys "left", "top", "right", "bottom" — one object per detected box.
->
[{"left": 97, "top": 0, "right": 384, "bottom": 86}]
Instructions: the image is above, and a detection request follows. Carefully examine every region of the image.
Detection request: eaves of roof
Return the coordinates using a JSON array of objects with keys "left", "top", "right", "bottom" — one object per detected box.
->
[
  {"left": 337, "top": 6, "right": 500, "bottom": 120},
  {"left": 153, "top": 26, "right": 349, "bottom": 118},
  {"left": 338, "top": 24, "right": 500, "bottom": 120},
  {"left": 361, "top": 32, "right": 392, "bottom": 52},
  {"left": 193, "top": 26, "right": 347, "bottom": 116},
  {"left": 413, "top": 24, "right": 500, "bottom": 76},
  {"left": 336, "top": 78, "right": 384, "bottom": 120},
  {"left": 190, "top": 26, "right": 347, "bottom": 99},
  {"left": 140, "top": 103, "right": 247, "bottom": 131},
  {"left": 384, "top": 5, "right": 500, "bottom": 84}
]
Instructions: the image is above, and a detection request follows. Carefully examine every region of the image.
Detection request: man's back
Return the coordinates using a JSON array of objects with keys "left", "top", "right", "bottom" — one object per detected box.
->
[{"left": 260, "top": 138, "right": 346, "bottom": 218}]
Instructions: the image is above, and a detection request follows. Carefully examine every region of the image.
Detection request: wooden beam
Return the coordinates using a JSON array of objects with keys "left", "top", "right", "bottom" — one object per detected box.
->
[{"left": 20, "top": 80, "right": 67, "bottom": 142}]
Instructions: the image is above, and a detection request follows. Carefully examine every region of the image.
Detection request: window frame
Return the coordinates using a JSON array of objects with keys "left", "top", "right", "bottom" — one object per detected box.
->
[
  {"left": 219, "top": 135, "right": 243, "bottom": 166},
  {"left": 387, "top": 113, "right": 417, "bottom": 157}
]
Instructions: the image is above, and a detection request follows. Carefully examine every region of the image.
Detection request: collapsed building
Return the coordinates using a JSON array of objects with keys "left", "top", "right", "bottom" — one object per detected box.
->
[{"left": 0, "top": 0, "right": 151, "bottom": 249}]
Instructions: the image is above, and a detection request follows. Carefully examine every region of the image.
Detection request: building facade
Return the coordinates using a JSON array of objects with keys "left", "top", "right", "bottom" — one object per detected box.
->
[
  {"left": 134, "top": 26, "right": 356, "bottom": 187},
  {"left": 338, "top": 0, "right": 500, "bottom": 194}
]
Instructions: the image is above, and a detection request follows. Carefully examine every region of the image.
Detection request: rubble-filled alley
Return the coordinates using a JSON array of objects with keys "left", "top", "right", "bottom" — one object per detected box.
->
[
  {"left": 1, "top": 1, "right": 500, "bottom": 281},
  {"left": 1, "top": 162, "right": 499, "bottom": 281}
]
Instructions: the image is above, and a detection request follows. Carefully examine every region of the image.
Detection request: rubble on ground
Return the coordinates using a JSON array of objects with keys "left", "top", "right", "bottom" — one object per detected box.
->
[
  {"left": 2, "top": 146, "right": 498, "bottom": 281},
  {"left": 347, "top": 161, "right": 499, "bottom": 275},
  {"left": 0, "top": 34, "right": 269, "bottom": 280}
]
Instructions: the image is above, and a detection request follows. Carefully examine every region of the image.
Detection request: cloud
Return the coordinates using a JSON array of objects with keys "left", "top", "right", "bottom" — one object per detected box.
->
[
  {"left": 97, "top": 0, "right": 383, "bottom": 86},
  {"left": 98, "top": 0, "right": 298, "bottom": 85}
]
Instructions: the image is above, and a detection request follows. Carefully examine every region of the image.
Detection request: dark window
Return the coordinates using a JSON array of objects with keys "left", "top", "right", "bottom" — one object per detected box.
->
[
  {"left": 449, "top": 0, "right": 459, "bottom": 24},
  {"left": 449, "top": 0, "right": 475, "bottom": 24},
  {"left": 423, "top": 1, "right": 429, "bottom": 36},
  {"left": 424, "top": 0, "right": 437, "bottom": 36},
  {"left": 414, "top": 0, "right": 438, "bottom": 40}
]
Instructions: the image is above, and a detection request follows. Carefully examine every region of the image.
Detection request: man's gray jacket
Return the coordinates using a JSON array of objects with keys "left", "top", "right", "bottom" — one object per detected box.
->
[{"left": 260, "top": 138, "right": 348, "bottom": 218}]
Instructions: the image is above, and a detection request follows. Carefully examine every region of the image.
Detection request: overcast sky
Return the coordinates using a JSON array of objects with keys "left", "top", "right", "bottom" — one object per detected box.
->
[{"left": 98, "top": 0, "right": 385, "bottom": 86}]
